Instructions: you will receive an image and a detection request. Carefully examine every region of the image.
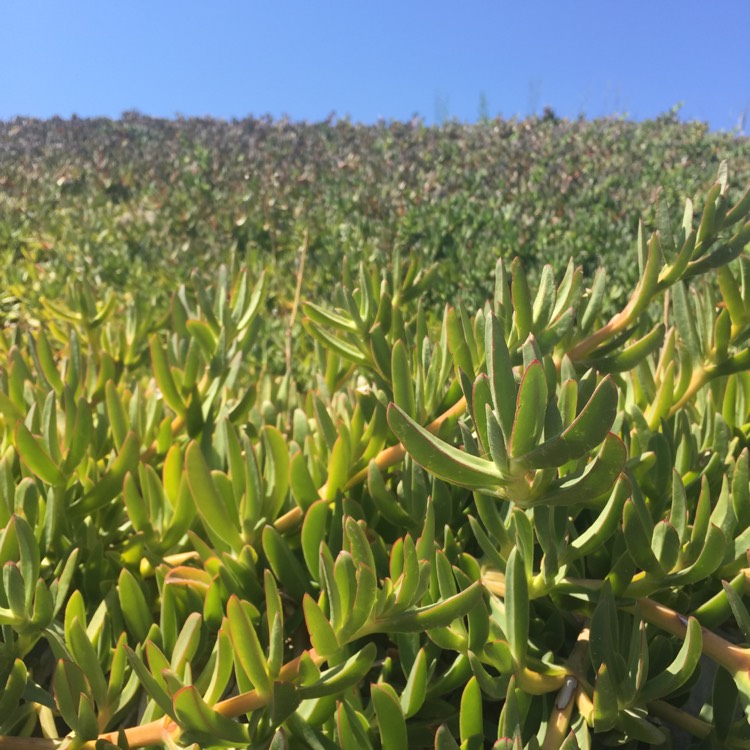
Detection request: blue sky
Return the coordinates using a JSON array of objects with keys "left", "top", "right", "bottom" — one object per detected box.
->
[{"left": 2, "top": 1, "right": 749, "bottom": 131}]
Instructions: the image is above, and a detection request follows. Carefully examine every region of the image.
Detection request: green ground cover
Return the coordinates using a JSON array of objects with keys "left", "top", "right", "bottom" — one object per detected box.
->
[{"left": 0, "top": 116, "right": 749, "bottom": 748}]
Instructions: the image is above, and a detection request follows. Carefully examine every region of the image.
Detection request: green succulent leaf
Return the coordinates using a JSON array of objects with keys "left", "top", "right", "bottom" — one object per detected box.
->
[
  {"left": 400, "top": 647, "right": 428, "bottom": 719},
  {"left": 516, "top": 376, "right": 618, "bottom": 469},
  {"left": 174, "top": 685, "right": 251, "bottom": 745},
  {"left": 185, "top": 441, "right": 244, "bottom": 552},
  {"left": 227, "top": 595, "right": 272, "bottom": 698},
  {"left": 485, "top": 313, "right": 516, "bottom": 438},
  {"left": 542, "top": 433, "right": 626, "bottom": 507},
  {"left": 372, "top": 683, "right": 408, "bottom": 750},
  {"left": 0, "top": 659, "right": 28, "bottom": 719},
  {"left": 722, "top": 580, "right": 750, "bottom": 642},
  {"left": 186, "top": 319, "right": 218, "bottom": 358},
  {"left": 15, "top": 423, "right": 66, "bottom": 486},
  {"left": 375, "top": 581, "right": 484, "bottom": 634},
  {"left": 387, "top": 403, "right": 505, "bottom": 491},
  {"left": 592, "top": 662, "right": 618, "bottom": 732},
  {"left": 509, "top": 361, "right": 547, "bottom": 458},
  {"left": 262, "top": 525, "right": 312, "bottom": 602},
  {"left": 299, "top": 643, "right": 377, "bottom": 699},
  {"left": 75, "top": 431, "right": 140, "bottom": 515},
  {"left": 639, "top": 616, "right": 702, "bottom": 702},
  {"left": 504, "top": 547, "right": 528, "bottom": 669},
  {"left": 459, "top": 676, "right": 483, "bottom": 744},
  {"left": 435, "top": 724, "right": 460, "bottom": 750},
  {"left": 564, "top": 476, "right": 631, "bottom": 563},
  {"left": 302, "top": 595, "right": 340, "bottom": 658},
  {"left": 150, "top": 335, "right": 187, "bottom": 415}
]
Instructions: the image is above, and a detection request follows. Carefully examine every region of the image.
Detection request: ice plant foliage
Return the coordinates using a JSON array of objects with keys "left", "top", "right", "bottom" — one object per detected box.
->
[{"left": 0, "top": 162, "right": 749, "bottom": 748}]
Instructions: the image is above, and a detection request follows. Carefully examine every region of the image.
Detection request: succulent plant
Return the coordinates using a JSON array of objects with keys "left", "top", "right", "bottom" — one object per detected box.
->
[{"left": 1, "top": 155, "right": 750, "bottom": 749}]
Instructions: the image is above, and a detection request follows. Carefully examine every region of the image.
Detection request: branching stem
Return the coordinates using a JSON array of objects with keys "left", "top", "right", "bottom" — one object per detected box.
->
[
  {"left": 0, "top": 651, "right": 323, "bottom": 750},
  {"left": 541, "top": 625, "right": 591, "bottom": 750}
]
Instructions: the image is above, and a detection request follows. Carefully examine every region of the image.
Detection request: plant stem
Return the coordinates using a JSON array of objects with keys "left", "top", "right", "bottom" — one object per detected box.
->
[
  {"left": 0, "top": 651, "right": 322, "bottom": 750},
  {"left": 668, "top": 367, "right": 707, "bottom": 416},
  {"left": 636, "top": 597, "right": 750, "bottom": 674},
  {"left": 487, "top": 571, "right": 750, "bottom": 683},
  {"left": 541, "top": 679, "right": 577, "bottom": 750},
  {"left": 646, "top": 700, "right": 712, "bottom": 740},
  {"left": 541, "top": 625, "right": 591, "bottom": 750},
  {"left": 568, "top": 280, "right": 643, "bottom": 362},
  {"left": 97, "top": 649, "right": 320, "bottom": 749},
  {"left": 0, "top": 740, "right": 61, "bottom": 750}
]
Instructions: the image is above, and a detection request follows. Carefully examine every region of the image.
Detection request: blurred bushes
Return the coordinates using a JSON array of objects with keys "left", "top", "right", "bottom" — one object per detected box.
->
[{"left": 1, "top": 111, "right": 748, "bottom": 347}]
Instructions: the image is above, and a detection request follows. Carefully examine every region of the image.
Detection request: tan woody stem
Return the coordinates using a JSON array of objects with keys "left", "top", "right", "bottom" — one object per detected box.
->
[
  {"left": 91, "top": 649, "right": 322, "bottom": 750},
  {"left": 0, "top": 651, "right": 322, "bottom": 750},
  {"left": 637, "top": 597, "right": 750, "bottom": 674},
  {"left": 541, "top": 626, "right": 591, "bottom": 750}
]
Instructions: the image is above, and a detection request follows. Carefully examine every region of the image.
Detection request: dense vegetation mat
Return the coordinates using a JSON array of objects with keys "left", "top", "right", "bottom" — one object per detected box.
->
[{"left": 0, "top": 118, "right": 750, "bottom": 747}]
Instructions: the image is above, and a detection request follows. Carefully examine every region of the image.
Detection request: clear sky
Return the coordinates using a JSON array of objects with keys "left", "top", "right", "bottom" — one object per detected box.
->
[{"left": 2, "top": 1, "right": 749, "bottom": 131}]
